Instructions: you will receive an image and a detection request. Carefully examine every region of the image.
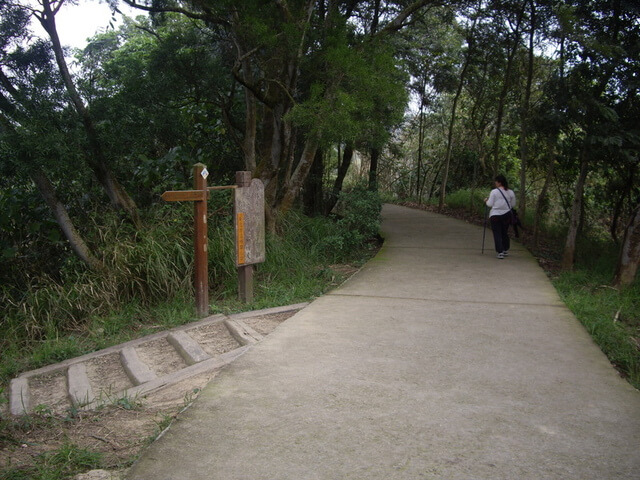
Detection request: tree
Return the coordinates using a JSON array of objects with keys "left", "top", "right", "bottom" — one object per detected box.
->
[
  {"left": 613, "top": 204, "right": 640, "bottom": 287},
  {"left": 555, "top": 0, "right": 639, "bottom": 271},
  {"left": 0, "top": 2, "right": 104, "bottom": 272},
  {"left": 117, "top": 0, "right": 437, "bottom": 228},
  {"left": 438, "top": 14, "right": 475, "bottom": 210},
  {"left": 28, "top": 0, "right": 142, "bottom": 227}
]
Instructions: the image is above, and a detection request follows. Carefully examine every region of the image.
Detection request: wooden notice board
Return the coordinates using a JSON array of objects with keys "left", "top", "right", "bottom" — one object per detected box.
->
[{"left": 234, "top": 178, "right": 265, "bottom": 267}]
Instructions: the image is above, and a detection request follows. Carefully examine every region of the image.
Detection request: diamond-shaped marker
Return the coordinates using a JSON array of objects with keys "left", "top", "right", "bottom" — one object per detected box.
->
[{"left": 201, "top": 167, "right": 209, "bottom": 179}]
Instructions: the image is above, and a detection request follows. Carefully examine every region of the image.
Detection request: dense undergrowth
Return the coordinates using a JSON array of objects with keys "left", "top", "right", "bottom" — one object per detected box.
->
[
  {"left": 0, "top": 187, "right": 382, "bottom": 404},
  {"left": 398, "top": 189, "right": 640, "bottom": 389}
]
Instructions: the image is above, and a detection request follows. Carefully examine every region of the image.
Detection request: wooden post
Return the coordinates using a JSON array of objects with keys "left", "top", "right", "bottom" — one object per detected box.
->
[
  {"left": 236, "top": 171, "right": 253, "bottom": 303},
  {"left": 194, "top": 164, "right": 209, "bottom": 316}
]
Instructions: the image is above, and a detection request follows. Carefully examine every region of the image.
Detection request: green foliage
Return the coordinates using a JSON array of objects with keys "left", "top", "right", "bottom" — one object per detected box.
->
[
  {"left": 289, "top": 19, "right": 407, "bottom": 148},
  {"left": 76, "top": 15, "right": 241, "bottom": 203},
  {"left": 321, "top": 186, "right": 382, "bottom": 258},
  {"left": 438, "top": 188, "right": 486, "bottom": 215},
  {"left": 554, "top": 270, "right": 640, "bottom": 389},
  {"left": 0, "top": 201, "right": 380, "bottom": 385},
  {"left": 1, "top": 443, "right": 102, "bottom": 480}
]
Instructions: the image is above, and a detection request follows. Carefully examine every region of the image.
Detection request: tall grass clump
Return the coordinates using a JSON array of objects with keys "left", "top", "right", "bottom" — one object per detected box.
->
[
  {"left": 0, "top": 205, "right": 196, "bottom": 382},
  {"left": 1, "top": 206, "right": 193, "bottom": 334},
  {"left": 553, "top": 269, "right": 640, "bottom": 389}
]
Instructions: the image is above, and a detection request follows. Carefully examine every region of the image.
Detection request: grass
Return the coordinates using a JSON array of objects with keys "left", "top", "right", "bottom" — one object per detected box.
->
[
  {"left": 553, "top": 269, "right": 640, "bottom": 389},
  {"left": 1, "top": 443, "right": 102, "bottom": 480}
]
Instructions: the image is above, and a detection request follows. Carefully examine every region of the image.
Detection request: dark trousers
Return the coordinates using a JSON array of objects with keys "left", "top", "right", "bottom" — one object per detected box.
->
[{"left": 490, "top": 213, "right": 511, "bottom": 253}]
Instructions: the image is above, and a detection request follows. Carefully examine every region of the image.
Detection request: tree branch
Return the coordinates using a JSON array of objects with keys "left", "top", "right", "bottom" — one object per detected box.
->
[
  {"left": 121, "top": 0, "right": 224, "bottom": 24},
  {"left": 375, "top": 0, "right": 444, "bottom": 38}
]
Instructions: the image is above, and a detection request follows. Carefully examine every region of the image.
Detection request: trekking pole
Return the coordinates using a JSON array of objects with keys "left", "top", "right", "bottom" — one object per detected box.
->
[{"left": 482, "top": 205, "right": 488, "bottom": 254}]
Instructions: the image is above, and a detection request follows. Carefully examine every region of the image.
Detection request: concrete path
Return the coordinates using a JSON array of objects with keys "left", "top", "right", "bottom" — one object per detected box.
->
[{"left": 127, "top": 204, "right": 640, "bottom": 480}]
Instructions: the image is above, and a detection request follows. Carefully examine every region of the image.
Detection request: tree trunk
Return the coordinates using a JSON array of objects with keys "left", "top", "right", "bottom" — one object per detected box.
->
[
  {"left": 439, "top": 20, "right": 475, "bottom": 211},
  {"left": 416, "top": 99, "right": 425, "bottom": 201},
  {"left": 613, "top": 204, "right": 640, "bottom": 287},
  {"left": 30, "top": 167, "right": 104, "bottom": 271},
  {"left": 278, "top": 138, "right": 320, "bottom": 215},
  {"left": 428, "top": 159, "right": 444, "bottom": 200},
  {"left": 519, "top": 0, "right": 536, "bottom": 221},
  {"left": 326, "top": 143, "right": 354, "bottom": 214},
  {"left": 243, "top": 81, "right": 257, "bottom": 171},
  {"left": 303, "top": 148, "right": 324, "bottom": 216},
  {"left": 491, "top": 2, "right": 526, "bottom": 175},
  {"left": 368, "top": 147, "right": 379, "bottom": 191},
  {"left": 561, "top": 152, "right": 588, "bottom": 271},
  {"left": 36, "top": 0, "right": 141, "bottom": 229},
  {"left": 533, "top": 139, "right": 556, "bottom": 248},
  {"left": 610, "top": 166, "right": 635, "bottom": 244}
]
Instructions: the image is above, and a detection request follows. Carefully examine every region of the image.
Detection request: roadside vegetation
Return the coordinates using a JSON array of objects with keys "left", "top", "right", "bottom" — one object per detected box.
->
[
  {"left": 0, "top": 187, "right": 382, "bottom": 389},
  {"left": 0, "top": 188, "right": 382, "bottom": 480}
]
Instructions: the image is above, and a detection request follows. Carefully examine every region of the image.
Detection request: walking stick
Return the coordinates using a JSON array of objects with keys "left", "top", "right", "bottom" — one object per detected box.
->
[{"left": 482, "top": 205, "right": 488, "bottom": 254}]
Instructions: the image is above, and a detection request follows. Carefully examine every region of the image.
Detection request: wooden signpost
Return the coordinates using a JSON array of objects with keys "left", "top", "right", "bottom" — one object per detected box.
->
[
  {"left": 234, "top": 171, "right": 266, "bottom": 302},
  {"left": 162, "top": 163, "right": 210, "bottom": 317},
  {"left": 161, "top": 165, "right": 265, "bottom": 316}
]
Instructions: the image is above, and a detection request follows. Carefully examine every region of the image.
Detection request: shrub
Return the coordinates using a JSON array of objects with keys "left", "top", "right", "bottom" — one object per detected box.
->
[{"left": 322, "top": 186, "right": 382, "bottom": 258}]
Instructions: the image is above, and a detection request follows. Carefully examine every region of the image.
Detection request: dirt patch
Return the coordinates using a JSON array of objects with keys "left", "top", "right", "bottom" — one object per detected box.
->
[
  {"left": 86, "top": 353, "right": 134, "bottom": 401},
  {"left": 242, "top": 311, "right": 297, "bottom": 336},
  {"left": 1, "top": 369, "right": 218, "bottom": 477},
  {"left": 28, "top": 370, "right": 68, "bottom": 414},
  {"left": 135, "top": 338, "right": 188, "bottom": 378},
  {"left": 329, "top": 264, "right": 361, "bottom": 277},
  {"left": 186, "top": 322, "right": 240, "bottom": 356}
]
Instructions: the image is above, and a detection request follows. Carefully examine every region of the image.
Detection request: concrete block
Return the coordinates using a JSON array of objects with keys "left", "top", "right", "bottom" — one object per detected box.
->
[
  {"left": 10, "top": 377, "right": 29, "bottom": 415},
  {"left": 68, "top": 363, "right": 94, "bottom": 406},
  {"left": 120, "top": 347, "right": 157, "bottom": 385},
  {"left": 167, "top": 331, "right": 211, "bottom": 365},
  {"left": 224, "top": 319, "right": 264, "bottom": 346}
]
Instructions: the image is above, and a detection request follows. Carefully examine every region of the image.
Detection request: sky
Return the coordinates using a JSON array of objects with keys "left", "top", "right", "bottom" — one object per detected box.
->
[{"left": 30, "top": 0, "right": 142, "bottom": 49}]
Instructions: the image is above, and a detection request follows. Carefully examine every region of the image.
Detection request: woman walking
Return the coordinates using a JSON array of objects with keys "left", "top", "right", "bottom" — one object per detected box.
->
[{"left": 484, "top": 175, "right": 516, "bottom": 259}]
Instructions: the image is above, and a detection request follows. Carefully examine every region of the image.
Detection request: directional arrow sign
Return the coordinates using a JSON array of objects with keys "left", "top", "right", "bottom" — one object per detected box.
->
[{"left": 161, "top": 190, "right": 207, "bottom": 202}]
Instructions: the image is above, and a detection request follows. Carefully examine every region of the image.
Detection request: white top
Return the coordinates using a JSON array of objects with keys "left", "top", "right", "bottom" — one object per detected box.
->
[{"left": 486, "top": 187, "right": 516, "bottom": 217}]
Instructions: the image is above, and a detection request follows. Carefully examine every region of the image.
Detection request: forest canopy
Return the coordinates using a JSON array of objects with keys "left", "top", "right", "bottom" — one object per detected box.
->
[{"left": 1, "top": 0, "right": 639, "bottom": 296}]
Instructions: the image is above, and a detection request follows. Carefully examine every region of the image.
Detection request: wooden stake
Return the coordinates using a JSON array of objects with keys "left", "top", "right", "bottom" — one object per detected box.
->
[{"left": 194, "top": 164, "right": 209, "bottom": 316}]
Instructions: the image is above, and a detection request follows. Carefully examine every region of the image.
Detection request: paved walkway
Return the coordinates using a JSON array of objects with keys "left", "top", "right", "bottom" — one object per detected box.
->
[{"left": 127, "top": 204, "right": 640, "bottom": 480}]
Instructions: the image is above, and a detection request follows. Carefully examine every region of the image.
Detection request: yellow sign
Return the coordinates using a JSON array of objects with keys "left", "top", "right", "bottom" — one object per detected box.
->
[{"left": 236, "top": 212, "right": 246, "bottom": 265}]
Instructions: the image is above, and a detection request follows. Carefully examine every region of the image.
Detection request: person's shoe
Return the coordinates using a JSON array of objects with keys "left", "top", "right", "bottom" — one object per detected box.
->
[
  {"left": 497, "top": 253, "right": 504, "bottom": 259},
  {"left": 502, "top": 251, "right": 509, "bottom": 257}
]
